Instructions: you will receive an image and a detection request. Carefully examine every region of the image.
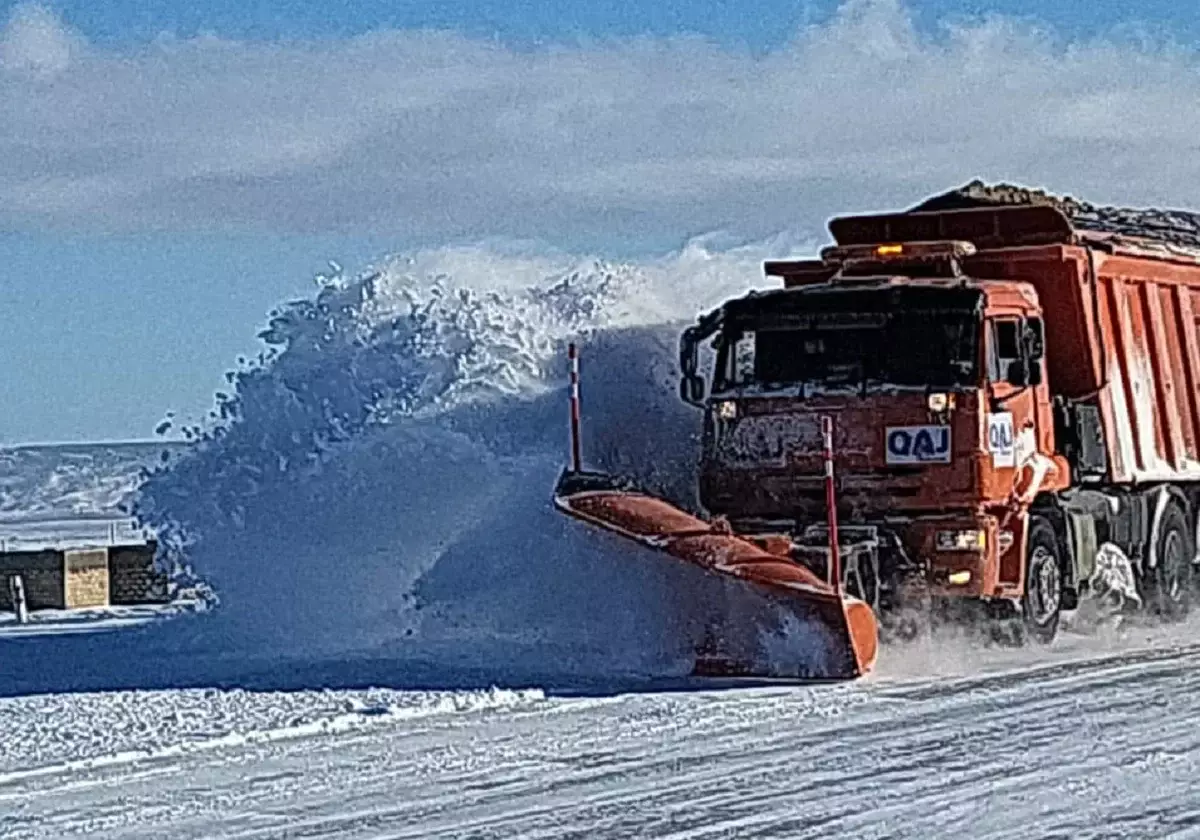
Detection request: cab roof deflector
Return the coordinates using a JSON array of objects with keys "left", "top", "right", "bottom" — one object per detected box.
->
[{"left": 828, "top": 205, "right": 1075, "bottom": 251}]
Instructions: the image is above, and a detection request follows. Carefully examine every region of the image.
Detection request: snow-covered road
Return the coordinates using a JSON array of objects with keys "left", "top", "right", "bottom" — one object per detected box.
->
[{"left": 5, "top": 637, "right": 1200, "bottom": 839}]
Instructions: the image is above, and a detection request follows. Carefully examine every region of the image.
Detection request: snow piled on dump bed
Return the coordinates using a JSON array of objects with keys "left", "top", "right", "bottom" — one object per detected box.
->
[
  {"left": 128, "top": 236, "right": 829, "bottom": 683},
  {"left": 914, "top": 179, "right": 1200, "bottom": 255}
]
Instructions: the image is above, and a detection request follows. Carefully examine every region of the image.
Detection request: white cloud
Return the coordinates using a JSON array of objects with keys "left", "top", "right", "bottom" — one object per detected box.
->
[
  {"left": 2, "top": 0, "right": 1200, "bottom": 248},
  {"left": 0, "top": 3, "right": 83, "bottom": 79}
]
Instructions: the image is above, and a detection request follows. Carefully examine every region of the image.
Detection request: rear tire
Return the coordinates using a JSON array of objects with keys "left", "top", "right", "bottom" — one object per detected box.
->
[
  {"left": 1022, "top": 516, "right": 1062, "bottom": 645},
  {"left": 1148, "top": 501, "right": 1193, "bottom": 621}
]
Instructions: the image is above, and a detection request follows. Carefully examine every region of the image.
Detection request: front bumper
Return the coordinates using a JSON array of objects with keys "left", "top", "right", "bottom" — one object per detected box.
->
[
  {"left": 906, "top": 515, "right": 1001, "bottom": 598},
  {"left": 778, "top": 514, "right": 1002, "bottom": 600}
]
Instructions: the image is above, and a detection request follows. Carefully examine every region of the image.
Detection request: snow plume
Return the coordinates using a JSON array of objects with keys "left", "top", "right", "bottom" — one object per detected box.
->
[{"left": 132, "top": 236, "right": 836, "bottom": 683}]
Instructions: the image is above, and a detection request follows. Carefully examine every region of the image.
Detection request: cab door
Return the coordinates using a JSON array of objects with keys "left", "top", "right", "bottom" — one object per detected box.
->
[{"left": 984, "top": 314, "right": 1046, "bottom": 586}]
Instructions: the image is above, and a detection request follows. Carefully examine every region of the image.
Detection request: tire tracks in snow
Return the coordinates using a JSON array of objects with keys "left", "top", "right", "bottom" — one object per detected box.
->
[{"left": 5, "top": 643, "right": 1200, "bottom": 838}]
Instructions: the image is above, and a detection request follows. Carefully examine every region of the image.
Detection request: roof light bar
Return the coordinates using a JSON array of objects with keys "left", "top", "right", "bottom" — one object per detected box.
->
[{"left": 820, "top": 239, "right": 977, "bottom": 265}]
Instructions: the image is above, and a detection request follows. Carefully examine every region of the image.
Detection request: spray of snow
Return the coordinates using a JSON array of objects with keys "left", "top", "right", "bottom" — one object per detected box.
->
[
  {"left": 130, "top": 235, "right": 841, "bottom": 682},
  {"left": 1089, "top": 543, "right": 1143, "bottom": 611}
]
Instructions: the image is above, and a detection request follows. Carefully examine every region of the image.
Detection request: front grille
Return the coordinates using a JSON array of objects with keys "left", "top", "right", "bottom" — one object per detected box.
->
[{"left": 701, "top": 468, "right": 947, "bottom": 521}]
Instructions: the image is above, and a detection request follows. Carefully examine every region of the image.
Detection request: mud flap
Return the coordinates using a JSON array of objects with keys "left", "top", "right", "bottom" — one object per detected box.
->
[{"left": 552, "top": 469, "right": 878, "bottom": 680}]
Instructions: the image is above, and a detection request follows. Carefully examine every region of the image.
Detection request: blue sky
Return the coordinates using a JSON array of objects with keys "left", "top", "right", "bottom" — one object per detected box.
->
[
  {"left": 8, "top": 0, "right": 1197, "bottom": 48},
  {"left": 3, "top": 0, "right": 1200, "bottom": 443}
]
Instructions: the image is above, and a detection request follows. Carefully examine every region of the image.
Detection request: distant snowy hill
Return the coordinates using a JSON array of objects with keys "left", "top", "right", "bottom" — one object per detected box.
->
[{"left": 0, "top": 442, "right": 188, "bottom": 524}]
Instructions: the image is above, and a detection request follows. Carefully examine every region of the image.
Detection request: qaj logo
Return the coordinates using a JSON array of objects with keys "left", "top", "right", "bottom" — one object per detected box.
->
[{"left": 885, "top": 425, "right": 952, "bottom": 464}]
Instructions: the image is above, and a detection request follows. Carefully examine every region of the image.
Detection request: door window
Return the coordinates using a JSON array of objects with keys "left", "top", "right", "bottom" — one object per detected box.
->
[{"left": 988, "top": 318, "right": 1023, "bottom": 383}]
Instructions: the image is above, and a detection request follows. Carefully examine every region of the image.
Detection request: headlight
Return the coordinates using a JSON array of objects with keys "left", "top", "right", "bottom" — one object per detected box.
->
[
  {"left": 715, "top": 400, "right": 737, "bottom": 420},
  {"left": 936, "top": 529, "right": 987, "bottom": 551}
]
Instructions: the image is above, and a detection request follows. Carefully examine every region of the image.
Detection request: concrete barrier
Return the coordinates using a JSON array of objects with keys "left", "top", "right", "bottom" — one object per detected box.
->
[
  {"left": 0, "top": 541, "right": 169, "bottom": 611},
  {"left": 0, "top": 550, "right": 65, "bottom": 610},
  {"left": 109, "top": 542, "right": 169, "bottom": 605},
  {"left": 63, "top": 548, "right": 109, "bottom": 608}
]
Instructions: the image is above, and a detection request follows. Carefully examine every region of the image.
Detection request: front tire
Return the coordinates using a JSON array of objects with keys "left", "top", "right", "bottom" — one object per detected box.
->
[{"left": 1022, "top": 516, "right": 1062, "bottom": 644}]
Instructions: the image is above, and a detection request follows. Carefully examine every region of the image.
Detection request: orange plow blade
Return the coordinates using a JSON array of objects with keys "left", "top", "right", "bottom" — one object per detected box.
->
[{"left": 553, "top": 470, "right": 878, "bottom": 681}]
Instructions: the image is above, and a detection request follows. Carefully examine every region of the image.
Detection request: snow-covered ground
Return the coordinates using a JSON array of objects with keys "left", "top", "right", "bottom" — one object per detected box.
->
[
  {"left": 0, "top": 602, "right": 201, "bottom": 639},
  {"left": 3, "top": 631, "right": 1199, "bottom": 838}
]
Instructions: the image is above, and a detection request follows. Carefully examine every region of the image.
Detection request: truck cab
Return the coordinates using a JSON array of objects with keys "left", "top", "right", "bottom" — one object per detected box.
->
[{"left": 678, "top": 239, "right": 1071, "bottom": 639}]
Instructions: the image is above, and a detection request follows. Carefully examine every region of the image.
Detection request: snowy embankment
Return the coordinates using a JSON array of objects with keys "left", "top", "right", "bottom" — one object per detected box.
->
[
  {"left": 3, "top": 638, "right": 1200, "bottom": 839},
  {"left": 0, "top": 442, "right": 185, "bottom": 553},
  {"left": 0, "top": 443, "right": 184, "bottom": 527}
]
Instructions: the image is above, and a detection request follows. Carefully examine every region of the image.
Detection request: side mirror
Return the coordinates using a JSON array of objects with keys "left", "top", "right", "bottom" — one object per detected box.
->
[
  {"left": 680, "top": 374, "right": 705, "bottom": 406},
  {"left": 1006, "top": 359, "right": 1029, "bottom": 387},
  {"left": 1027, "top": 320, "right": 1045, "bottom": 361}
]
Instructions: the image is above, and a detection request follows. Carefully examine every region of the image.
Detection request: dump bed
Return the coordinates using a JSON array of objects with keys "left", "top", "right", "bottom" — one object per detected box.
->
[
  {"left": 822, "top": 204, "right": 1200, "bottom": 486},
  {"left": 981, "top": 243, "right": 1200, "bottom": 485}
]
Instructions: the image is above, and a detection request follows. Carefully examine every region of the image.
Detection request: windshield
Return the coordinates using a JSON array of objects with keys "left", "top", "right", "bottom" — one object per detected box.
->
[{"left": 714, "top": 307, "right": 979, "bottom": 392}]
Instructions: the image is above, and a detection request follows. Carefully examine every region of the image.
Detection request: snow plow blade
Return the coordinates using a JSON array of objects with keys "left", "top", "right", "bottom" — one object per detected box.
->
[{"left": 552, "top": 469, "right": 879, "bottom": 680}]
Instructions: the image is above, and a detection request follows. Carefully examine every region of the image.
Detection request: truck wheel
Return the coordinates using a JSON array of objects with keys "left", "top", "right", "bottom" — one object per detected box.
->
[
  {"left": 1022, "top": 516, "right": 1062, "bottom": 644},
  {"left": 1148, "top": 502, "right": 1193, "bottom": 620}
]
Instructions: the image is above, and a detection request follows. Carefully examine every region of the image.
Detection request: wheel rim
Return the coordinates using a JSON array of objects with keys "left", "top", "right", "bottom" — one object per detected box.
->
[{"left": 1028, "top": 546, "right": 1060, "bottom": 625}]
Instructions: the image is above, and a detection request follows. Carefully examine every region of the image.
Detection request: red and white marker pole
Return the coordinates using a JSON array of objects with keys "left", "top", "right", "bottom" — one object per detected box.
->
[
  {"left": 568, "top": 342, "right": 583, "bottom": 473},
  {"left": 821, "top": 415, "right": 842, "bottom": 595}
]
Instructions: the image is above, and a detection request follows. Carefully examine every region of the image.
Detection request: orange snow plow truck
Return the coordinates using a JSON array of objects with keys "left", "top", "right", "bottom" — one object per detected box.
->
[{"left": 554, "top": 183, "right": 1200, "bottom": 680}]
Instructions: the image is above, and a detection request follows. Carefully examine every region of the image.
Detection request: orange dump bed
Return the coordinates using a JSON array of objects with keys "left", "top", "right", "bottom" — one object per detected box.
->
[{"left": 966, "top": 242, "right": 1200, "bottom": 485}]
